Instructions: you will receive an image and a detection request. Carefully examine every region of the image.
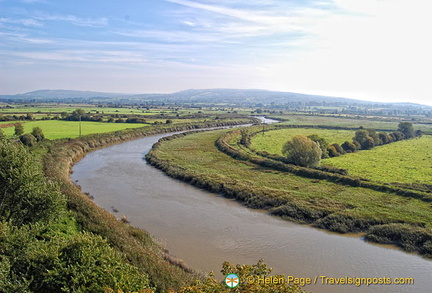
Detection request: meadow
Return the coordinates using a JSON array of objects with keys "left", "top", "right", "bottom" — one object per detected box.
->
[
  {"left": 268, "top": 114, "right": 432, "bottom": 132},
  {"left": 1, "top": 120, "right": 147, "bottom": 139},
  {"left": 251, "top": 128, "right": 355, "bottom": 155},
  {"left": 248, "top": 126, "right": 432, "bottom": 185},
  {"left": 322, "top": 136, "right": 432, "bottom": 184}
]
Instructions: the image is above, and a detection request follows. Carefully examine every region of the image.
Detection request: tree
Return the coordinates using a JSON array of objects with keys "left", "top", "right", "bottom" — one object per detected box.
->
[
  {"left": 363, "top": 137, "right": 375, "bottom": 150},
  {"left": 307, "top": 134, "right": 329, "bottom": 158},
  {"left": 31, "top": 127, "right": 45, "bottom": 142},
  {"left": 332, "top": 143, "right": 345, "bottom": 155},
  {"left": 367, "top": 128, "right": 382, "bottom": 146},
  {"left": 327, "top": 145, "right": 339, "bottom": 157},
  {"left": 353, "top": 129, "right": 374, "bottom": 149},
  {"left": 14, "top": 124, "right": 24, "bottom": 136},
  {"left": 282, "top": 135, "right": 322, "bottom": 167},
  {"left": 341, "top": 141, "right": 357, "bottom": 153},
  {"left": 378, "top": 132, "right": 389, "bottom": 144},
  {"left": 398, "top": 122, "right": 415, "bottom": 139},
  {"left": 19, "top": 133, "right": 37, "bottom": 147},
  {"left": 392, "top": 131, "right": 405, "bottom": 141}
]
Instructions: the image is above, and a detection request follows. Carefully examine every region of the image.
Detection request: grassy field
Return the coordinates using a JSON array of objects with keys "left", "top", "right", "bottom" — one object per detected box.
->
[
  {"left": 150, "top": 129, "right": 432, "bottom": 230},
  {"left": 322, "top": 136, "right": 432, "bottom": 184},
  {"left": 269, "top": 114, "right": 432, "bottom": 132},
  {"left": 0, "top": 104, "right": 252, "bottom": 116},
  {"left": 1, "top": 104, "right": 166, "bottom": 115},
  {"left": 1, "top": 120, "right": 147, "bottom": 139},
  {"left": 251, "top": 128, "right": 355, "bottom": 155}
]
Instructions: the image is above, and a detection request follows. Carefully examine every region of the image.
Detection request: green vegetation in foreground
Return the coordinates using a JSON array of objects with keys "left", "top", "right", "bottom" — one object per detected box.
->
[
  {"left": 322, "top": 136, "right": 432, "bottom": 184},
  {"left": 251, "top": 128, "right": 354, "bottom": 155},
  {"left": 147, "top": 129, "right": 432, "bottom": 256},
  {"left": 1, "top": 120, "right": 147, "bottom": 139},
  {"left": 0, "top": 138, "right": 153, "bottom": 292}
]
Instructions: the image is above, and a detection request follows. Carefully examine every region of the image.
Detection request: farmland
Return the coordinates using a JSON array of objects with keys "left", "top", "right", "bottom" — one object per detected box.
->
[
  {"left": 248, "top": 126, "right": 432, "bottom": 185},
  {"left": 322, "top": 136, "right": 432, "bottom": 184},
  {"left": 268, "top": 114, "right": 432, "bottom": 132},
  {"left": 1, "top": 120, "right": 147, "bottom": 139},
  {"left": 251, "top": 128, "right": 354, "bottom": 155}
]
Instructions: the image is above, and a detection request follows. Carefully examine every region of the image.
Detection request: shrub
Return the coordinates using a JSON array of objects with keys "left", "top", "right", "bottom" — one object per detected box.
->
[
  {"left": 378, "top": 132, "right": 389, "bottom": 144},
  {"left": 282, "top": 135, "right": 322, "bottom": 167},
  {"left": 307, "top": 134, "right": 329, "bottom": 158},
  {"left": 0, "top": 223, "right": 152, "bottom": 292},
  {"left": 14, "top": 124, "right": 24, "bottom": 136},
  {"left": 327, "top": 145, "right": 339, "bottom": 157},
  {"left": 398, "top": 122, "right": 415, "bottom": 139},
  {"left": 341, "top": 141, "right": 357, "bottom": 153},
  {"left": 19, "top": 133, "right": 37, "bottom": 147},
  {"left": 31, "top": 127, "right": 45, "bottom": 142},
  {"left": 0, "top": 138, "right": 66, "bottom": 225},
  {"left": 331, "top": 143, "right": 345, "bottom": 155}
]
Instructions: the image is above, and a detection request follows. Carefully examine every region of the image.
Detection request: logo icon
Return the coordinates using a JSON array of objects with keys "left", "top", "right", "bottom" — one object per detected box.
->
[{"left": 225, "top": 273, "right": 240, "bottom": 288}]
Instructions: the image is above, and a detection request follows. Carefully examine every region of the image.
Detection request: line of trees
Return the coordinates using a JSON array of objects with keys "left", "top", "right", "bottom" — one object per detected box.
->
[{"left": 281, "top": 122, "right": 420, "bottom": 167}]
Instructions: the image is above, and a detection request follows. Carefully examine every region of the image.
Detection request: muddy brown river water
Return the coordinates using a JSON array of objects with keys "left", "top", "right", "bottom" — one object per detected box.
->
[{"left": 71, "top": 123, "right": 432, "bottom": 292}]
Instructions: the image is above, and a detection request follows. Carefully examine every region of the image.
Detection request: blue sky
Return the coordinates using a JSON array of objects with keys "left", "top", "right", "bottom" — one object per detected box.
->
[{"left": 1, "top": 0, "right": 431, "bottom": 105}]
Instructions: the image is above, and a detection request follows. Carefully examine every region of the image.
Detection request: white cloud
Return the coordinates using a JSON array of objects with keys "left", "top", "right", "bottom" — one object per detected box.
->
[
  {"left": 39, "top": 14, "right": 109, "bottom": 27},
  {"left": 0, "top": 17, "right": 43, "bottom": 27}
]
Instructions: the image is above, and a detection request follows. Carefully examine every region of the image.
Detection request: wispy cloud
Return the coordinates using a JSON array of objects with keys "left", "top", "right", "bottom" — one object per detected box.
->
[
  {"left": 35, "top": 13, "right": 109, "bottom": 27},
  {"left": 0, "top": 17, "right": 43, "bottom": 27}
]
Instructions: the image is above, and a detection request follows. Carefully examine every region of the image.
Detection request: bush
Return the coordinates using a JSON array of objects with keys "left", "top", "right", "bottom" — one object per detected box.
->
[
  {"left": 398, "top": 122, "right": 415, "bottom": 139},
  {"left": 19, "top": 133, "right": 37, "bottom": 146},
  {"left": 341, "top": 141, "right": 357, "bottom": 153},
  {"left": 331, "top": 143, "right": 345, "bottom": 155},
  {"left": 327, "top": 145, "right": 339, "bottom": 157},
  {"left": 175, "top": 260, "right": 305, "bottom": 293},
  {"left": 0, "top": 138, "right": 66, "bottom": 225},
  {"left": 282, "top": 135, "right": 322, "bottom": 167},
  {"left": 307, "top": 134, "right": 329, "bottom": 158},
  {"left": 14, "top": 124, "right": 24, "bottom": 136},
  {"left": 0, "top": 223, "right": 152, "bottom": 292},
  {"left": 31, "top": 127, "right": 45, "bottom": 142}
]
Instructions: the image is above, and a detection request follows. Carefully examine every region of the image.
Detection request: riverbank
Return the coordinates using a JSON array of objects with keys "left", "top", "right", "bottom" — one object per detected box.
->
[{"left": 43, "top": 118, "right": 255, "bottom": 292}]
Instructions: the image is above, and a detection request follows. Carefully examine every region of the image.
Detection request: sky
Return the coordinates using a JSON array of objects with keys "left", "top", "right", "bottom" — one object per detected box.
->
[{"left": 1, "top": 0, "right": 431, "bottom": 105}]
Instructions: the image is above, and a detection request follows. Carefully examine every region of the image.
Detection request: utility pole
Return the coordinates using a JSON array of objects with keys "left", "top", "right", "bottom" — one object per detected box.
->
[{"left": 79, "top": 115, "right": 82, "bottom": 137}]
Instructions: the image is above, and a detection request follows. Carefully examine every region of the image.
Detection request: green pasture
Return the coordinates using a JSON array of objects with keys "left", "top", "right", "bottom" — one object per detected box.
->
[
  {"left": 251, "top": 128, "right": 355, "bottom": 155},
  {"left": 0, "top": 104, "right": 246, "bottom": 116},
  {"left": 322, "top": 136, "right": 432, "bottom": 184},
  {"left": 152, "top": 129, "right": 432, "bottom": 229},
  {"left": 1, "top": 120, "right": 146, "bottom": 140},
  {"left": 270, "top": 114, "right": 432, "bottom": 132}
]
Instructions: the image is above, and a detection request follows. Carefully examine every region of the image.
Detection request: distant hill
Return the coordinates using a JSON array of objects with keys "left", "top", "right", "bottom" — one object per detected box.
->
[{"left": 0, "top": 88, "right": 430, "bottom": 109}]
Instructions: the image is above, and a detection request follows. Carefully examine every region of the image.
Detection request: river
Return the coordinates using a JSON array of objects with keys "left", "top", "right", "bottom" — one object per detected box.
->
[{"left": 71, "top": 120, "right": 432, "bottom": 293}]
